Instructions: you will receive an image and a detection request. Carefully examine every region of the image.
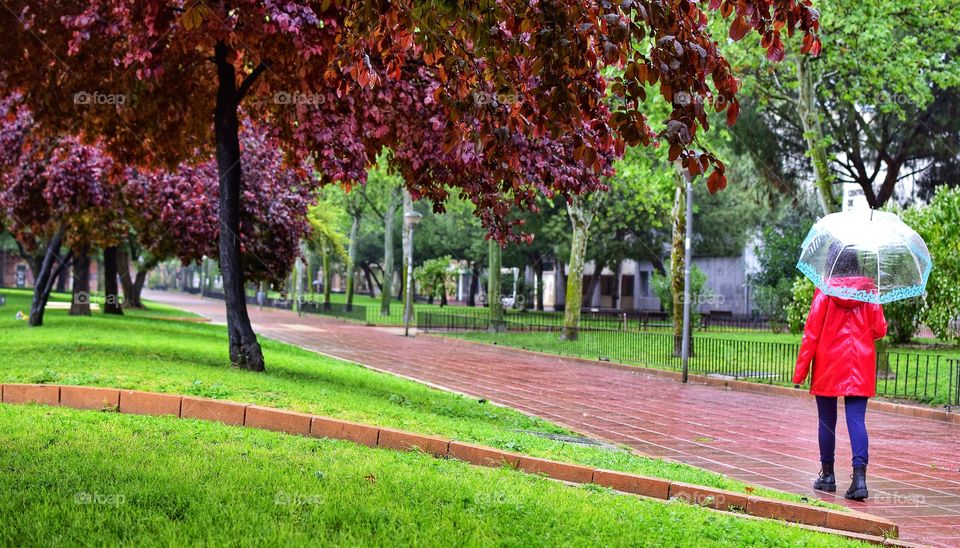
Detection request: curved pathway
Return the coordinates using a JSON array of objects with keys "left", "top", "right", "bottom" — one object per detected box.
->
[{"left": 148, "top": 291, "right": 960, "bottom": 546}]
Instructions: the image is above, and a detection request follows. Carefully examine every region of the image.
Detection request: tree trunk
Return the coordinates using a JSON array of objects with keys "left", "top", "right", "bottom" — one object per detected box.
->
[
  {"left": 555, "top": 250, "right": 566, "bottom": 312},
  {"left": 321, "top": 248, "right": 332, "bottom": 310},
  {"left": 380, "top": 187, "right": 399, "bottom": 316},
  {"left": 611, "top": 261, "right": 623, "bottom": 310},
  {"left": 29, "top": 229, "right": 70, "bottom": 326},
  {"left": 535, "top": 263, "right": 545, "bottom": 311},
  {"left": 361, "top": 263, "right": 377, "bottom": 297},
  {"left": 70, "top": 246, "right": 92, "bottom": 316},
  {"left": 54, "top": 262, "right": 68, "bottom": 293},
  {"left": 488, "top": 239, "right": 504, "bottom": 332},
  {"left": 797, "top": 55, "right": 838, "bottom": 215},
  {"left": 400, "top": 189, "right": 412, "bottom": 317},
  {"left": 345, "top": 212, "right": 360, "bottom": 310},
  {"left": 102, "top": 246, "right": 123, "bottom": 315},
  {"left": 467, "top": 262, "right": 480, "bottom": 307},
  {"left": 562, "top": 196, "right": 595, "bottom": 340},
  {"left": 132, "top": 269, "right": 147, "bottom": 308},
  {"left": 670, "top": 179, "right": 696, "bottom": 356},
  {"left": 214, "top": 41, "right": 264, "bottom": 372},
  {"left": 584, "top": 262, "right": 604, "bottom": 308},
  {"left": 116, "top": 245, "right": 140, "bottom": 308}
]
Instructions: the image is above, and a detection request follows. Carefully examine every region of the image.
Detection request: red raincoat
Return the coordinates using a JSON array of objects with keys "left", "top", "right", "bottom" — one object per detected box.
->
[{"left": 793, "top": 277, "right": 888, "bottom": 397}]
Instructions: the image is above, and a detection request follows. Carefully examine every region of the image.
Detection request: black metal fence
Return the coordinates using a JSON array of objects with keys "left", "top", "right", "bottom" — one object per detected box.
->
[
  {"left": 419, "top": 308, "right": 960, "bottom": 407},
  {"left": 202, "top": 290, "right": 368, "bottom": 323}
]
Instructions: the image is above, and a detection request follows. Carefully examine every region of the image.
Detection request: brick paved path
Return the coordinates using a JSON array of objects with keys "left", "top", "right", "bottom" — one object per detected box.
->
[{"left": 149, "top": 292, "right": 960, "bottom": 546}]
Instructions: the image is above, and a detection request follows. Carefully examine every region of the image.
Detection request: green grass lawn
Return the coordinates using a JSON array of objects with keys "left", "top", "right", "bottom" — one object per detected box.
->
[
  {"left": 0, "top": 288, "right": 829, "bottom": 507},
  {"left": 0, "top": 405, "right": 859, "bottom": 547}
]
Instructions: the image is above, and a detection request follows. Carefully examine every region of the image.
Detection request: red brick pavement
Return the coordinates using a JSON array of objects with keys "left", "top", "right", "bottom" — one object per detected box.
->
[{"left": 148, "top": 292, "right": 960, "bottom": 546}]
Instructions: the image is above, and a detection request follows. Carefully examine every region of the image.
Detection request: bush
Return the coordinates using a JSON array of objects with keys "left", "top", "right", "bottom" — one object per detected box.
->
[
  {"left": 903, "top": 187, "right": 960, "bottom": 343},
  {"left": 786, "top": 276, "right": 815, "bottom": 335},
  {"left": 753, "top": 278, "right": 794, "bottom": 333},
  {"left": 651, "top": 265, "right": 707, "bottom": 322},
  {"left": 884, "top": 298, "right": 923, "bottom": 344}
]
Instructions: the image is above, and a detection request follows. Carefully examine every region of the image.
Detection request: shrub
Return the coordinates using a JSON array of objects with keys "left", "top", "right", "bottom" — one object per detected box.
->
[
  {"left": 652, "top": 265, "right": 707, "bottom": 323},
  {"left": 753, "top": 278, "right": 794, "bottom": 333},
  {"left": 786, "top": 276, "right": 815, "bottom": 335}
]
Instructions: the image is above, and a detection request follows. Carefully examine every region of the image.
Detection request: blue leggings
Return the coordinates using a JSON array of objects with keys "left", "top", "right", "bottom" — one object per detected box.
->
[{"left": 816, "top": 396, "right": 869, "bottom": 467}]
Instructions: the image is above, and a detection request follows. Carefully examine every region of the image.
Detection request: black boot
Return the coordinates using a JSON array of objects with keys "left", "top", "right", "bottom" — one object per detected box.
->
[
  {"left": 845, "top": 465, "right": 869, "bottom": 501},
  {"left": 813, "top": 462, "right": 836, "bottom": 492}
]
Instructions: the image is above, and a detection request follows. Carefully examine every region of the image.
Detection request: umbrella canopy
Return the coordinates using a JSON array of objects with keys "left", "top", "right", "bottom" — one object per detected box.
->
[{"left": 796, "top": 209, "right": 932, "bottom": 304}]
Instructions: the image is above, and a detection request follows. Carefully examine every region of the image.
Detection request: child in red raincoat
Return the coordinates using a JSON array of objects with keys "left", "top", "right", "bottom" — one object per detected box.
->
[{"left": 794, "top": 247, "right": 887, "bottom": 501}]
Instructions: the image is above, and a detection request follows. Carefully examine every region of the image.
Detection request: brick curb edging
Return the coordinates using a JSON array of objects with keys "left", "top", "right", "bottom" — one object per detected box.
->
[
  {"left": 1, "top": 383, "right": 901, "bottom": 544},
  {"left": 427, "top": 334, "right": 959, "bottom": 426}
]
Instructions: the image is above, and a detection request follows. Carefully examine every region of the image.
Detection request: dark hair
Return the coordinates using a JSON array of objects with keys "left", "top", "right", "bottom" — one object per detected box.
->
[{"left": 827, "top": 242, "right": 860, "bottom": 277}]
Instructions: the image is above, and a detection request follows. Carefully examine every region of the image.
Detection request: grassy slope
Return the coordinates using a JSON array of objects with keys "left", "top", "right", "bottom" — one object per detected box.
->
[
  {"left": 0, "top": 288, "right": 826, "bottom": 507},
  {"left": 0, "top": 405, "right": 858, "bottom": 546}
]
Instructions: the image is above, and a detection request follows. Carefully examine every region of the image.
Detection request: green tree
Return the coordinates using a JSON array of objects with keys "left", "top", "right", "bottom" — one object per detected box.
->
[
  {"left": 415, "top": 256, "right": 453, "bottom": 306},
  {"left": 905, "top": 187, "right": 960, "bottom": 342},
  {"left": 729, "top": 0, "right": 960, "bottom": 212},
  {"left": 306, "top": 199, "right": 348, "bottom": 310}
]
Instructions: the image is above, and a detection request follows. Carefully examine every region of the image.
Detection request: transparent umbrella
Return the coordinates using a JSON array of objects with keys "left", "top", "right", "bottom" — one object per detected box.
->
[{"left": 796, "top": 209, "right": 932, "bottom": 304}]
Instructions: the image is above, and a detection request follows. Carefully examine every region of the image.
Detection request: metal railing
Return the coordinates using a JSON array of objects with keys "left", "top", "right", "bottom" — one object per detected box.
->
[
  {"left": 201, "top": 290, "right": 368, "bottom": 323},
  {"left": 418, "top": 309, "right": 960, "bottom": 408}
]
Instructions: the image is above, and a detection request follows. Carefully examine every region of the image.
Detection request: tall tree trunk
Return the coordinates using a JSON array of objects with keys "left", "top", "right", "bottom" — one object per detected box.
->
[
  {"left": 102, "top": 246, "right": 123, "bottom": 315},
  {"left": 535, "top": 263, "right": 545, "bottom": 311},
  {"left": 584, "top": 261, "right": 605, "bottom": 308},
  {"left": 321, "top": 248, "right": 332, "bottom": 310},
  {"left": 562, "top": 196, "right": 597, "bottom": 340},
  {"left": 345, "top": 212, "right": 360, "bottom": 310},
  {"left": 488, "top": 239, "right": 504, "bottom": 332},
  {"left": 555, "top": 249, "right": 566, "bottom": 312},
  {"left": 214, "top": 41, "right": 264, "bottom": 371},
  {"left": 467, "top": 262, "right": 480, "bottom": 307},
  {"left": 116, "top": 245, "right": 140, "bottom": 308},
  {"left": 132, "top": 269, "right": 147, "bottom": 308},
  {"left": 611, "top": 260, "right": 623, "bottom": 310},
  {"left": 29, "top": 229, "right": 71, "bottom": 326},
  {"left": 797, "top": 55, "right": 838, "bottom": 215},
  {"left": 54, "top": 263, "right": 68, "bottom": 293},
  {"left": 70, "top": 246, "right": 92, "bottom": 316},
  {"left": 400, "top": 189, "right": 412, "bottom": 317},
  {"left": 380, "top": 187, "right": 399, "bottom": 316},
  {"left": 670, "top": 179, "right": 689, "bottom": 356},
  {"left": 361, "top": 264, "right": 377, "bottom": 297}
]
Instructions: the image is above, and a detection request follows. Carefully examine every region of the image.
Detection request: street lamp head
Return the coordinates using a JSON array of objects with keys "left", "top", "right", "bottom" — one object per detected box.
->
[{"left": 403, "top": 210, "right": 423, "bottom": 228}]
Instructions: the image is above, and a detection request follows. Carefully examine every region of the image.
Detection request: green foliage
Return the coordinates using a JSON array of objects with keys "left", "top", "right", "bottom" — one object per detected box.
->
[
  {"left": 786, "top": 276, "right": 815, "bottom": 335},
  {"left": 651, "top": 265, "right": 707, "bottom": 322},
  {"left": 751, "top": 199, "right": 818, "bottom": 290},
  {"left": 905, "top": 187, "right": 960, "bottom": 342},
  {"left": 414, "top": 256, "right": 453, "bottom": 303},
  {"left": 753, "top": 278, "right": 793, "bottom": 334},
  {"left": 884, "top": 298, "right": 923, "bottom": 344},
  {"left": 306, "top": 200, "right": 348, "bottom": 260}
]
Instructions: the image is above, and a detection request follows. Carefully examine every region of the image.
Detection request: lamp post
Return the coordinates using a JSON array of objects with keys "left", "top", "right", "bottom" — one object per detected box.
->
[
  {"left": 403, "top": 210, "right": 423, "bottom": 337},
  {"left": 680, "top": 171, "right": 694, "bottom": 383}
]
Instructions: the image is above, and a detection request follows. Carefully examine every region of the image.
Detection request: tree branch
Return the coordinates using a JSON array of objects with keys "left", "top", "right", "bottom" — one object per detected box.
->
[{"left": 237, "top": 62, "right": 270, "bottom": 101}]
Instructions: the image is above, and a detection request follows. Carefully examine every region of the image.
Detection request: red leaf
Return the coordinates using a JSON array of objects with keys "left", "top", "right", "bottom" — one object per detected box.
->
[
  {"left": 766, "top": 39, "right": 785, "bottom": 62},
  {"left": 729, "top": 17, "right": 750, "bottom": 41},
  {"left": 726, "top": 100, "right": 740, "bottom": 126},
  {"left": 706, "top": 169, "right": 727, "bottom": 194}
]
